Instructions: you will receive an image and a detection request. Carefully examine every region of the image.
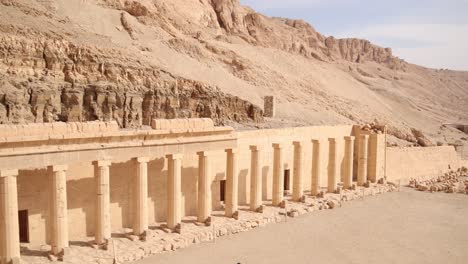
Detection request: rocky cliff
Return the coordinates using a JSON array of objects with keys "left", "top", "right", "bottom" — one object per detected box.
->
[
  {"left": 0, "top": 0, "right": 467, "bottom": 146},
  {"left": 0, "top": 31, "right": 262, "bottom": 127}
]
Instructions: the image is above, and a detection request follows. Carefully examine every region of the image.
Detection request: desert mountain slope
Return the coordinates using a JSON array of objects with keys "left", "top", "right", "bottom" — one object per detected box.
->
[{"left": 0, "top": 0, "right": 467, "bottom": 146}]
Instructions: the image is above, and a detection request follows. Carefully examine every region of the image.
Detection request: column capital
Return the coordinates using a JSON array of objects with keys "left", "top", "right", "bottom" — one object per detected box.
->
[
  {"left": 93, "top": 160, "right": 112, "bottom": 167},
  {"left": 328, "top": 138, "right": 336, "bottom": 142},
  {"left": 0, "top": 169, "right": 18, "bottom": 177},
  {"left": 48, "top": 165, "right": 68, "bottom": 172},
  {"left": 249, "top": 145, "right": 261, "bottom": 151},
  {"left": 225, "top": 148, "right": 238, "bottom": 154},
  {"left": 166, "top": 153, "right": 183, "bottom": 160},
  {"left": 293, "top": 141, "right": 303, "bottom": 147},
  {"left": 197, "top": 150, "right": 217, "bottom": 157},
  {"left": 272, "top": 143, "right": 283, "bottom": 149},
  {"left": 311, "top": 139, "right": 320, "bottom": 144},
  {"left": 133, "top": 157, "right": 150, "bottom": 163},
  {"left": 344, "top": 136, "right": 355, "bottom": 141}
]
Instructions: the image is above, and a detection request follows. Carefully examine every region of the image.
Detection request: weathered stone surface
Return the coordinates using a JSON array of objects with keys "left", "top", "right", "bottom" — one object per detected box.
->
[
  {"left": 232, "top": 211, "right": 239, "bottom": 220},
  {"left": 327, "top": 200, "right": 337, "bottom": 209},
  {"left": 279, "top": 200, "right": 287, "bottom": 209}
]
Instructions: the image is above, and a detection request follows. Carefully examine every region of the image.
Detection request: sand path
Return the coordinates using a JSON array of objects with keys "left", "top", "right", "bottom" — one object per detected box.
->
[{"left": 132, "top": 187, "right": 468, "bottom": 264}]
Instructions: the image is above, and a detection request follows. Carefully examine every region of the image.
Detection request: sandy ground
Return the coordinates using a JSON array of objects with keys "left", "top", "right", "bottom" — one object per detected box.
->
[{"left": 132, "top": 187, "right": 468, "bottom": 264}]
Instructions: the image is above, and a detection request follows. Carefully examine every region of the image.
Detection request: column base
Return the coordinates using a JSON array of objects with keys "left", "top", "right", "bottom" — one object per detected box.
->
[
  {"left": 89, "top": 239, "right": 109, "bottom": 250},
  {"left": 48, "top": 248, "right": 66, "bottom": 262}
]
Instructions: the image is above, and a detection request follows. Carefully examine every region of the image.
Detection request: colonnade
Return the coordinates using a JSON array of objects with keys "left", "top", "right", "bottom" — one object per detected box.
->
[{"left": 1, "top": 134, "right": 376, "bottom": 263}]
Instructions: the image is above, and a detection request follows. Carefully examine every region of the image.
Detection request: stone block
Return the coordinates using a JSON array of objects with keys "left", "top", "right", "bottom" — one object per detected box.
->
[
  {"left": 263, "top": 96, "right": 276, "bottom": 118},
  {"left": 52, "top": 122, "right": 67, "bottom": 134}
]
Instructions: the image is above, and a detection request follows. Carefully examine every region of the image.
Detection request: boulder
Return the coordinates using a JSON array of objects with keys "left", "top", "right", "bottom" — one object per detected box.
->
[
  {"left": 205, "top": 216, "right": 212, "bottom": 227},
  {"left": 256, "top": 205, "right": 265, "bottom": 213},
  {"left": 174, "top": 223, "right": 182, "bottom": 234},
  {"left": 327, "top": 200, "right": 337, "bottom": 209},
  {"left": 232, "top": 210, "right": 239, "bottom": 220}
]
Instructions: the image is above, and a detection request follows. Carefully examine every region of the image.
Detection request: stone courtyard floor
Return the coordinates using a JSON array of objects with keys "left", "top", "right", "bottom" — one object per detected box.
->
[{"left": 132, "top": 185, "right": 468, "bottom": 264}]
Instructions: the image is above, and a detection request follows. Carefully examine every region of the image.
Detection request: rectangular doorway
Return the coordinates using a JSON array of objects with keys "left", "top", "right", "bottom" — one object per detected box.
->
[
  {"left": 220, "top": 180, "right": 226, "bottom": 202},
  {"left": 18, "top": 210, "right": 29, "bottom": 243},
  {"left": 284, "top": 169, "right": 290, "bottom": 191}
]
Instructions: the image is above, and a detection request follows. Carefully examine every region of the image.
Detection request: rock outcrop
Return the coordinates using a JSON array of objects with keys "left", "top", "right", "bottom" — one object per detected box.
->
[
  {"left": 0, "top": 35, "right": 263, "bottom": 127},
  {"left": 206, "top": 0, "right": 406, "bottom": 69}
]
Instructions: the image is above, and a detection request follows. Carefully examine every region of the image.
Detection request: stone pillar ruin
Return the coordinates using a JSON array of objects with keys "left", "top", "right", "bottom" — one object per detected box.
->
[
  {"left": 166, "top": 154, "right": 183, "bottom": 229},
  {"left": 343, "top": 136, "right": 355, "bottom": 189},
  {"left": 0, "top": 170, "right": 20, "bottom": 264},
  {"left": 249, "top": 146, "right": 262, "bottom": 211},
  {"left": 133, "top": 157, "right": 149, "bottom": 236},
  {"left": 197, "top": 151, "right": 212, "bottom": 223},
  {"left": 48, "top": 165, "right": 69, "bottom": 256},
  {"left": 368, "top": 134, "right": 383, "bottom": 183},
  {"left": 358, "top": 135, "right": 369, "bottom": 186},
  {"left": 272, "top": 143, "right": 284, "bottom": 206},
  {"left": 311, "top": 139, "right": 321, "bottom": 196},
  {"left": 328, "top": 138, "right": 338, "bottom": 193},
  {"left": 93, "top": 160, "right": 111, "bottom": 245},
  {"left": 263, "top": 96, "right": 276, "bottom": 118},
  {"left": 225, "top": 149, "right": 238, "bottom": 217},
  {"left": 292, "top": 141, "right": 304, "bottom": 201}
]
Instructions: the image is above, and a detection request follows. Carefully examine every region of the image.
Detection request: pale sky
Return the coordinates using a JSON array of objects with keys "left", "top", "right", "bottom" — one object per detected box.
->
[{"left": 240, "top": 0, "right": 468, "bottom": 71}]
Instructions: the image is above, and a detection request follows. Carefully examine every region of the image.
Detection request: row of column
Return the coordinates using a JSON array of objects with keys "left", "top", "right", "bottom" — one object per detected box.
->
[
  {"left": 269, "top": 135, "right": 370, "bottom": 207},
  {"left": 1, "top": 135, "right": 372, "bottom": 263},
  {"left": 0, "top": 148, "right": 243, "bottom": 264}
]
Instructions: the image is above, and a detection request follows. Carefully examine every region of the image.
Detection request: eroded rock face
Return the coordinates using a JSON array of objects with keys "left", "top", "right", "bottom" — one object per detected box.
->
[
  {"left": 206, "top": 0, "right": 405, "bottom": 69},
  {"left": 0, "top": 76, "right": 262, "bottom": 127},
  {"left": 0, "top": 35, "right": 263, "bottom": 127},
  {"left": 211, "top": 0, "right": 246, "bottom": 33}
]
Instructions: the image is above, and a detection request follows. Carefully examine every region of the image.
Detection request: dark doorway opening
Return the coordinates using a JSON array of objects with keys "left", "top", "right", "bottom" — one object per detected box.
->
[
  {"left": 284, "top": 169, "right": 290, "bottom": 191},
  {"left": 220, "top": 180, "right": 226, "bottom": 202},
  {"left": 18, "top": 210, "right": 29, "bottom": 243}
]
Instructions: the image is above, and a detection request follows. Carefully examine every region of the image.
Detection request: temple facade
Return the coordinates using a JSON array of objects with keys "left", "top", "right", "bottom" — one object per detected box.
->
[{"left": 0, "top": 118, "right": 462, "bottom": 264}]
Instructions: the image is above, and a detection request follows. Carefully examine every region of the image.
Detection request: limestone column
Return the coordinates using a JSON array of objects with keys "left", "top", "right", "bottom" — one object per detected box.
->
[
  {"left": 249, "top": 146, "right": 262, "bottom": 211},
  {"left": 272, "top": 143, "right": 284, "bottom": 206},
  {"left": 328, "top": 138, "right": 338, "bottom": 193},
  {"left": 311, "top": 140, "right": 321, "bottom": 196},
  {"left": 166, "top": 154, "right": 182, "bottom": 229},
  {"left": 197, "top": 151, "right": 212, "bottom": 223},
  {"left": 368, "top": 134, "right": 382, "bottom": 183},
  {"left": 225, "top": 149, "right": 238, "bottom": 217},
  {"left": 343, "top": 136, "right": 355, "bottom": 189},
  {"left": 93, "top": 160, "right": 111, "bottom": 245},
  {"left": 358, "top": 135, "right": 369, "bottom": 186},
  {"left": 292, "top": 141, "right": 304, "bottom": 201},
  {"left": 133, "top": 157, "right": 149, "bottom": 236},
  {"left": 0, "top": 170, "right": 20, "bottom": 264},
  {"left": 48, "top": 165, "right": 69, "bottom": 256}
]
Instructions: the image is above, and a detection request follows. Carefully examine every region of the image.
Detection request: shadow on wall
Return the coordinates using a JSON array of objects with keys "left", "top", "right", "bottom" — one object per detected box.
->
[
  {"left": 148, "top": 158, "right": 166, "bottom": 223},
  {"left": 148, "top": 159, "right": 199, "bottom": 223},
  {"left": 262, "top": 166, "right": 270, "bottom": 201},
  {"left": 67, "top": 177, "right": 95, "bottom": 238},
  {"left": 239, "top": 169, "right": 249, "bottom": 205},
  {"left": 110, "top": 161, "right": 134, "bottom": 229},
  {"left": 340, "top": 152, "right": 346, "bottom": 183},
  {"left": 17, "top": 168, "right": 51, "bottom": 244},
  {"left": 181, "top": 166, "right": 197, "bottom": 217}
]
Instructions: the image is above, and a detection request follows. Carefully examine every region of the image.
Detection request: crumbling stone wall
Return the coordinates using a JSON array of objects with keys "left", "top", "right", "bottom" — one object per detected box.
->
[{"left": 386, "top": 146, "right": 461, "bottom": 184}]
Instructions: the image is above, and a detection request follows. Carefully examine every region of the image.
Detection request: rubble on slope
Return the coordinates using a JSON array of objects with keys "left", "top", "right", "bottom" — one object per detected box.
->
[{"left": 408, "top": 167, "right": 468, "bottom": 194}]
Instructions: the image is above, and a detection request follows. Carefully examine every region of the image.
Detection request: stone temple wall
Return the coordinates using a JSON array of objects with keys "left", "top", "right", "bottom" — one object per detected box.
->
[
  {"left": 1, "top": 119, "right": 464, "bottom": 254},
  {"left": 386, "top": 146, "right": 461, "bottom": 184}
]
